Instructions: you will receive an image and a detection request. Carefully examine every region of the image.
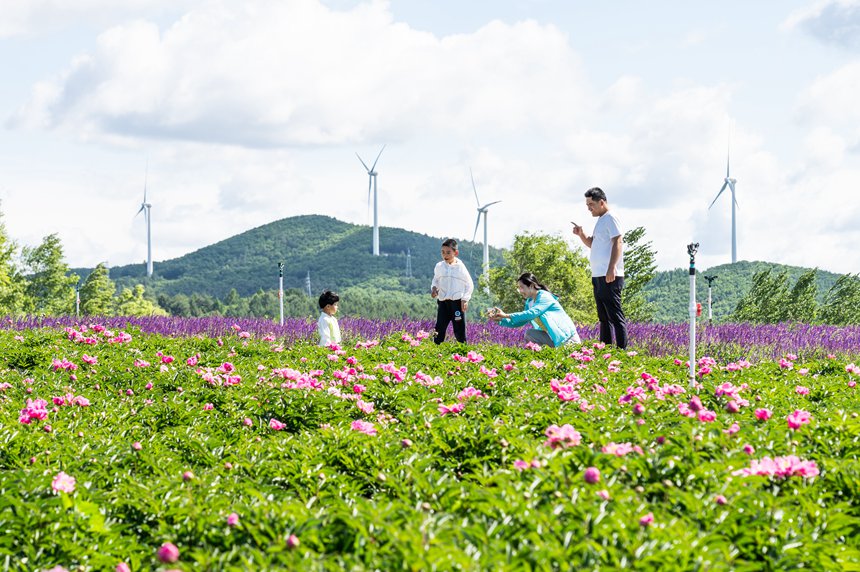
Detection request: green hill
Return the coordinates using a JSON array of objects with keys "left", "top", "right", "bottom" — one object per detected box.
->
[
  {"left": 70, "top": 218, "right": 848, "bottom": 323},
  {"left": 643, "top": 260, "right": 842, "bottom": 322},
  {"left": 82, "top": 214, "right": 503, "bottom": 304}
]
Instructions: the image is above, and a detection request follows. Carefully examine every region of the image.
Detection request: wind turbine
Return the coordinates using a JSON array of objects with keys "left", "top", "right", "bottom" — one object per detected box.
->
[
  {"left": 135, "top": 167, "right": 153, "bottom": 277},
  {"left": 470, "top": 168, "right": 501, "bottom": 292},
  {"left": 708, "top": 136, "right": 739, "bottom": 263},
  {"left": 356, "top": 145, "right": 385, "bottom": 256}
]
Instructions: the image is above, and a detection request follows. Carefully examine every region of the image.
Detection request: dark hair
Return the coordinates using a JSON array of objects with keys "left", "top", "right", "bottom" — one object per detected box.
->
[
  {"left": 441, "top": 238, "right": 458, "bottom": 251},
  {"left": 584, "top": 187, "right": 607, "bottom": 202},
  {"left": 517, "top": 272, "right": 550, "bottom": 292},
  {"left": 318, "top": 290, "right": 340, "bottom": 309}
]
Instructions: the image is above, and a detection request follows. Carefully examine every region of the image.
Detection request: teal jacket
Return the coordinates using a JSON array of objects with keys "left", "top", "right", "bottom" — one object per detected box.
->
[{"left": 499, "top": 290, "right": 581, "bottom": 347}]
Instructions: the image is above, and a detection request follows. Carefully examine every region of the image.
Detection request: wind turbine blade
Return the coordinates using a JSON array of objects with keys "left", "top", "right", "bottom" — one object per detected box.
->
[
  {"left": 472, "top": 212, "right": 481, "bottom": 242},
  {"left": 367, "top": 177, "right": 372, "bottom": 209},
  {"left": 481, "top": 200, "right": 502, "bottom": 209},
  {"left": 470, "top": 167, "right": 480, "bottom": 206},
  {"left": 356, "top": 152, "right": 370, "bottom": 172},
  {"left": 135, "top": 204, "right": 145, "bottom": 216},
  {"left": 708, "top": 182, "right": 728, "bottom": 210},
  {"left": 726, "top": 144, "right": 731, "bottom": 179},
  {"left": 370, "top": 144, "right": 385, "bottom": 172}
]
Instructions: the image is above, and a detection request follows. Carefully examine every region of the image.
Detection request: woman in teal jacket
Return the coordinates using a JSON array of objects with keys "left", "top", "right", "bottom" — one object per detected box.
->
[{"left": 489, "top": 273, "right": 581, "bottom": 348}]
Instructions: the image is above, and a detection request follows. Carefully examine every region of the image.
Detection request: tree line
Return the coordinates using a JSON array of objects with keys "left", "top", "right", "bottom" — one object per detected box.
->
[{"left": 4, "top": 202, "right": 857, "bottom": 325}]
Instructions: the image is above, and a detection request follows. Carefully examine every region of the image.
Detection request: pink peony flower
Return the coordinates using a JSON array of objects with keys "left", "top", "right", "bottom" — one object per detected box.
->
[
  {"left": 351, "top": 420, "right": 377, "bottom": 435},
  {"left": 438, "top": 402, "right": 465, "bottom": 416},
  {"left": 723, "top": 423, "right": 740, "bottom": 435},
  {"left": 286, "top": 534, "right": 300, "bottom": 549},
  {"left": 795, "top": 385, "right": 810, "bottom": 395},
  {"left": 787, "top": 409, "right": 812, "bottom": 430},
  {"left": 698, "top": 410, "right": 717, "bottom": 423},
  {"left": 596, "top": 489, "right": 611, "bottom": 500},
  {"left": 182, "top": 471, "right": 194, "bottom": 481},
  {"left": 544, "top": 424, "right": 582, "bottom": 449},
  {"left": 51, "top": 471, "right": 76, "bottom": 494},
  {"left": 513, "top": 460, "right": 529, "bottom": 471},
  {"left": 583, "top": 467, "right": 601, "bottom": 484},
  {"left": 132, "top": 441, "right": 142, "bottom": 451},
  {"left": 356, "top": 399, "right": 375, "bottom": 414},
  {"left": 116, "top": 563, "right": 131, "bottom": 572},
  {"left": 157, "top": 542, "right": 180, "bottom": 563},
  {"left": 732, "top": 455, "right": 819, "bottom": 479},
  {"left": 754, "top": 408, "right": 772, "bottom": 421},
  {"left": 714, "top": 495, "right": 727, "bottom": 505},
  {"left": 269, "top": 418, "right": 286, "bottom": 431},
  {"left": 743, "top": 444, "right": 755, "bottom": 455},
  {"left": 227, "top": 512, "right": 240, "bottom": 527},
  {"left": 639, "top": 512, "right": 654, "bottom": 527}
]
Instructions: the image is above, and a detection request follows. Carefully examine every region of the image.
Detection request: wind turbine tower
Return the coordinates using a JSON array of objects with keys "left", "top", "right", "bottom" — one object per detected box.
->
[
  {"left": 356, "top": 145, "right": 385, "bottom": 256},
  {"left": 135, "top": 168, "right": 153, "bottom": 277},
  {"left": 708, "top": 137, "right": 739, "bottom": 263},
  {"left": 470, "top": 169, "right": 501, "bottom": 293}
]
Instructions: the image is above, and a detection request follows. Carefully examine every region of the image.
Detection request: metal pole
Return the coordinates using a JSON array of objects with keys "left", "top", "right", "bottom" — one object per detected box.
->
[
  {"left": 278, "top": 262, "right": 284, "bottom": 326},
  {"left": 483, "top": 212, "right": 490, "bottom": 294},
  {"left": 687, "top": 243, "right": 699, "bottom": 384},
  {"left": 704, "top": 275, "right": 717, "bottom": 323},
  {"left": 75, "top": 282, "right": 80, "bottom": 318},
  {"left": 373, "top": 174, "right": 379, "bottom": 256}
]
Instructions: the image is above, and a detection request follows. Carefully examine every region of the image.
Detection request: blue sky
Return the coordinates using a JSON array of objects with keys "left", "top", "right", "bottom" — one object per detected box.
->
[{"left": 1, "top": 0, "right": 859, "bottom": 276}]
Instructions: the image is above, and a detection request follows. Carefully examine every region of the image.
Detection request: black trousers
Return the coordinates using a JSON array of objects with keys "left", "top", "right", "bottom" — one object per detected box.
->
[
  {"left": 434, "top": 299, "right": 466, "bottom": 344},
  {"left": 592, "top": 277, "right": 627, "bottom": 349}
]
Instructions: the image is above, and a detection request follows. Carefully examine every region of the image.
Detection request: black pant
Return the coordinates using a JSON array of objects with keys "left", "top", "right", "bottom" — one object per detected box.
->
[
  {"left": 434, "top": 299, "right": 466, "bottom": 344},
  {"left": 592, "top": 277, "right": 627, "bottom": 349}
]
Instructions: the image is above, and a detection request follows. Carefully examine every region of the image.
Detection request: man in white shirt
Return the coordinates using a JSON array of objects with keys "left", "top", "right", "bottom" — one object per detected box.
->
[
  {"left": 572, "top": 187, "right": 627, "bottom": 349},
  {"left": 430, "top": 238, "right": 474, "bottom": 344}
]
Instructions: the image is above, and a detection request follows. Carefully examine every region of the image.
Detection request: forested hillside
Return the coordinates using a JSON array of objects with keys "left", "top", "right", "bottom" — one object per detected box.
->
[
  {"left": 92, "top": 215, "right": 504, "bottom": 298},
  {"left": 643, "top": 261, "right": 842, "bottom": 322}
]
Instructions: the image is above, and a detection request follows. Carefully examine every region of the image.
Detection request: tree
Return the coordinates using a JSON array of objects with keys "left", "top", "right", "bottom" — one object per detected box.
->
[
  {"left": 488, "top": 232, "right": 596, "bottom": 324},
  {"left": 21, "top": 233, "right": 78, "bottom": 315},
  {"left": 621, "top": 226, "right": 657, "bottom": 322},
  {"left": 0, "top": 206, "right": 26, "bottom": 314},
  {"left": 819, "top": 274, "right": 860, "bottom": 325},
  {"left": 114, "top": 284, "right": 168, "bottom": 316},
  {"left": 79, "top": 263, "right": 116, "bottom": 316},
  {"left": 248, "top": 289, "right": 278, "bottom": 318},
  {"left": 785, "top": 269, "right": 818, "bottom": 323}
]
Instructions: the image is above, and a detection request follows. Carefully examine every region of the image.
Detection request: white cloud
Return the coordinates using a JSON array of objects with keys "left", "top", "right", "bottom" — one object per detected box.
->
[
  {"left": 10, "top": 1, "right": 590, "bottom": 148},
  {"left": 782, "top": 0, "right": 860, "bottom": 50},
  {"left": 3, "top": 0, "right": 859, "bottom": 277}
]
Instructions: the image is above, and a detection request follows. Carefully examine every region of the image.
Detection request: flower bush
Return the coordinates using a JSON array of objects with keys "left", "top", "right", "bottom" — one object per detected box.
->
[{"left": 1, "top": 318, "right": 859, "bottom": 569}]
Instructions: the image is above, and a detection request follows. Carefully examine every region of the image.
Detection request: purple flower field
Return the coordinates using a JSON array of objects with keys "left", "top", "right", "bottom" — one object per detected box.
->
[{"left": 4, "top": 315, "right": 859, "bottom": 359}]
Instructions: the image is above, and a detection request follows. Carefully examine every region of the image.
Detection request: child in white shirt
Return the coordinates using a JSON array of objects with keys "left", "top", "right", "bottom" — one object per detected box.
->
[
  {"left": 430, "top": 238, "right": 474, "bottom": 344},
  {"left": 317, "top": 290, "right": 341, "bottom": 347}
]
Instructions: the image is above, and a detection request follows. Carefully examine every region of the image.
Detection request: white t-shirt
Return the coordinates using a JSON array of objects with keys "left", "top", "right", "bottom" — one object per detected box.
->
[
  {"left": 590, "top": 211, "right": 624, "bottom": 278},
  {"left": 431, "top": 258, "right": 474, "bottom": 301},
  {"left": 318, "top": 312, "right": 341, "bottom": 346}
]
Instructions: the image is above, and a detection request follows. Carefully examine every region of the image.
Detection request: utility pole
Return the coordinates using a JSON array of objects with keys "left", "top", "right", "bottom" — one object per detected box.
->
[
  {"left": 74, "top": 281, "right": 80, "bottom": 318},
  {"left": 687, "top": 243, "right": 699, "bottom": 384},
  {"left": 278, "top": 262, "right": 284, "bottom": 326},
  {"left": 704, "top": 275, "right": 718, "bottom": 322},
  {"left": 406, "top": 248, "right": 413, "bottom": 278}
]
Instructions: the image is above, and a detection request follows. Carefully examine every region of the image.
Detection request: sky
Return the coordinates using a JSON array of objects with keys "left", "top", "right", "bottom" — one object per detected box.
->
[{"left": 1, "top": 0, "right": 859, "bottom": 276}]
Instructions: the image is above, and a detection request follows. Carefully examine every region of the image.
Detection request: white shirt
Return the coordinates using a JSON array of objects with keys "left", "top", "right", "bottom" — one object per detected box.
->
[
  {"left": 590, "top": 211, "right": 624, "bottom": 277},
  {"left": 431, "top": 258, "right": 474, "bottom": 301},
  {"left": 318, "top": 312, "right": 341, "bottom": 346}
]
